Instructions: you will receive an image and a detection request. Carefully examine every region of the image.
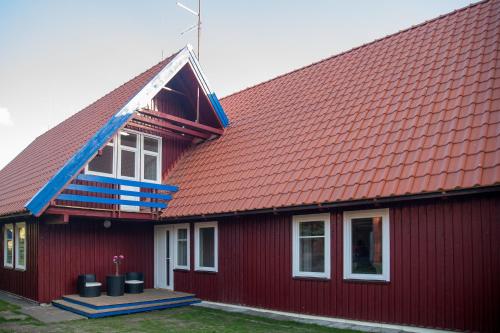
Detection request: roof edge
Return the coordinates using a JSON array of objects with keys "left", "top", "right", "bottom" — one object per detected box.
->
[{"left": 162, "top": 185, "right": 500, "bottom": 221}]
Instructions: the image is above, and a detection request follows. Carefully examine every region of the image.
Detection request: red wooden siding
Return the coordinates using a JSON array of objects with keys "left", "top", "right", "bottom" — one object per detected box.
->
[
  {"left": 174, "top": 194, "right": 500, "bottom": 332},
  {"left": 37, "top": 218, "right": 154, "bottom": 303},
  {"left": 0, "top": 220, "right": 38, "bottom": 300},
  {"left": 162, "top": 136, "right": 191, "bottom": 180}
]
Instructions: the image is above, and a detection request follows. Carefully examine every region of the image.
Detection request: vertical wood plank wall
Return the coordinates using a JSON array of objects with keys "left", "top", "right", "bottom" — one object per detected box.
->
[
  {"left": 174, "top": 194, "right": 500, "bottom": 332},
  {"left": 0, "top": 220, "right": 38, "bottom": 300},
  {"left": 37, "top": 219, "right": 154, "bottom": 303}
]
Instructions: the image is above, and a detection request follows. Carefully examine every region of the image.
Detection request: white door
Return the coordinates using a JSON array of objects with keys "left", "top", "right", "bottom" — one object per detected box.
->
[{"left": 154, "top": 225, "right": 174, "bottom": 289}]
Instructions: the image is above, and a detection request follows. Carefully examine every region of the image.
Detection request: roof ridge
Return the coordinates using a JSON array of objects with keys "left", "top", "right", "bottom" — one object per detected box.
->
[{"left": 221, "top": 0, "right": 488, "bottom": 101}]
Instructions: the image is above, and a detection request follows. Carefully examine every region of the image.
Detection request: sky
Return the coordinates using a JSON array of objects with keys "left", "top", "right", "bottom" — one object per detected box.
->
[{"left": 0, "top": 0, "right": 478, "bottom": 170}]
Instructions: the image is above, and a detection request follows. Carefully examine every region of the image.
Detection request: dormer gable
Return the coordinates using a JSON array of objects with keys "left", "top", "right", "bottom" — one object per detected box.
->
[{"left": 24, "top": 45, "right": 228, "bottom": 217}]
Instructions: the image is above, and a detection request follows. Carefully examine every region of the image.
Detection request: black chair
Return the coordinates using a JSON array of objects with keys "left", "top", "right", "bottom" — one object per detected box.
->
[
  {"left": 125, "top": 272, "right": 144, "bottom": 294},
  {"left": 77, "top": 274, "right": 102, "bottom": 297}
]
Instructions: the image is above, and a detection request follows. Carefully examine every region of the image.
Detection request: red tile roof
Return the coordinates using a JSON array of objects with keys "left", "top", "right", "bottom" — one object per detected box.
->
[
  {"left": 163, "top": 0, "right": 500, "bottom": 217},
  {"left": 0, "top": 55, "right": 176, "bottom": 217}
]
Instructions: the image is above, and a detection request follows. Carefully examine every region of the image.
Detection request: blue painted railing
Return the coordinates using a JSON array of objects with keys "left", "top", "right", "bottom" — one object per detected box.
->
[{"left": 55, "top": 174, "right": 179, "bottom": 211}]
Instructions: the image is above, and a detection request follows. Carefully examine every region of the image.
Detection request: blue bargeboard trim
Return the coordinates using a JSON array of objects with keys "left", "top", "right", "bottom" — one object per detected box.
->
[
  {"left": 56, "top": 194, "right": 167, "bottom": 209},
  {"left": 66, "top": 184, "right": 173, "bottom": 200},
  {"left": 25, "top": 111, "right": 134, "bottom": 216},
  {"left": 186, "top": 46, "right": 229, "bottom": 127},
  {"left": 62, "top": 295, "right": 196, "bottom": 310},
  {"left": 24, "top": 45, "right": 226, "bottom": 216},
  {"left": 53, "top": 299, "right": 200, "bottom": 319}
]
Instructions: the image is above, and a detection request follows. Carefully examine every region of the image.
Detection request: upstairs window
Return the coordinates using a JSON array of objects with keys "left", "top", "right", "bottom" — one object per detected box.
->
[
  {"left": 343, "top": 209, "right": 390, "bottom": 281},
  {"left": 118, "top": 132, "right": 139, "bottom": 179},
  {"left": 3, "top": 224, "right": 13, "bottom": 268},
  {"left": 142, "top": 136, "right": 161, "bottom": 182},
  {"left": 85, "top": 131, "right": 162, "bottom": 183},
  {"left": 87, "top": 140, "right": 115, "bottom": 176},
  {"left": 292, "top": 214, "right": 331, "bottom": 279},
  {"left": 15, "top": 223, "right": 26, "bottom": 270}
]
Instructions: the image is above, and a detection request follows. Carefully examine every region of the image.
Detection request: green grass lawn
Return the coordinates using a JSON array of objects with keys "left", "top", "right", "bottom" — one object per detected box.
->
[{"left": 0, "top": 299, "right": 359, "bottom": 333}]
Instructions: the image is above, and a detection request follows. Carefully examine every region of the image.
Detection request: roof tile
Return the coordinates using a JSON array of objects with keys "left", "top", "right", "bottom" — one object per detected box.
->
[{"left": 164, "top": 0, "right": 500, "bottom": 217}]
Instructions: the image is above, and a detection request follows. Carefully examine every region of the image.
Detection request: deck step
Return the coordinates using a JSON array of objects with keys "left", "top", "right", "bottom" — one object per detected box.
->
[
  {"left": 52, "top": 297, "right": 201, "bottom": 318},
  {"left": 62, "top": 291, "right": 196, "bottom": 310}
]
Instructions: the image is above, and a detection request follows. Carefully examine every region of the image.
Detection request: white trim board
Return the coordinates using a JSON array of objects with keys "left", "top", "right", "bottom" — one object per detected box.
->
[{"left": 195, "top": 301, "right": 452, "bottom": 333}]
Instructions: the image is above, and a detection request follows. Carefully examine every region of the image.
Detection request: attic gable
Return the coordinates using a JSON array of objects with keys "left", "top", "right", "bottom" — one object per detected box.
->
[{"left": 24, "top": 44, "right": 228, "bottom": 217}]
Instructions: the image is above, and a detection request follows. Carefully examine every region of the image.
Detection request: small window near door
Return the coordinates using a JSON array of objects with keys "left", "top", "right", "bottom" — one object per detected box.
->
[
  {"left": 3, "top": 224, "right": 13, "bottom": 268},
  {"left": 87, "top": 140, "right": 115, "bottom": 176},
  {"left": 343, "top": 209, "right": 390, "bottom": 281},
  {"left": 174, "top": 224, "right": 190, "bottom": 270},
  {"left": 292, "top": 214, "right": 331, "bottom": 279},
  {"left": 15, "top": 222, "right": 26, "bottom": 270},
  {"left": 195, "top": 222, "right": 218, "bottom": 272}
]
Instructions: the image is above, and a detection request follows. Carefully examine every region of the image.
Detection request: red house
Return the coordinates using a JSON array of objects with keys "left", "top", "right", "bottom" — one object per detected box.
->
[{"left": 0, "top": 1, "right": 499, "bottom": 331}]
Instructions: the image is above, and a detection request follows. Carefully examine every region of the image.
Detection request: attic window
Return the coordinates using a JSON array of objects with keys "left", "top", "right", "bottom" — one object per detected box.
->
[{"left": 87, "top": 140, "right": 115, "bottom": 176}]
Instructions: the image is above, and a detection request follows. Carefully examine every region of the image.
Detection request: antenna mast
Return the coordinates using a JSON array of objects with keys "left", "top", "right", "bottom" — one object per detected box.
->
[{"left": 177, "top": 0, "right": 202, "bottom": 60}]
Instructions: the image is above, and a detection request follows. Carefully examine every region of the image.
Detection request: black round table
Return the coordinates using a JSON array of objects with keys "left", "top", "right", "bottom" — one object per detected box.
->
[{"left": 106, "top": 275, "right": 125, "bottom": 296}]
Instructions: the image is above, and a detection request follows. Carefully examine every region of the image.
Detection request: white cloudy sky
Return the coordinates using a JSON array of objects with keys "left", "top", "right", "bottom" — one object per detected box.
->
[{"left": 0, "top": 0, "right": 478, "bottom": 169}]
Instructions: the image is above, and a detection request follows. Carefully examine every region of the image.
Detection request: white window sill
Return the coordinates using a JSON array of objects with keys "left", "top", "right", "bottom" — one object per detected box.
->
[
  {"left": 174, "top": 266, "right": 190, "bottom": 271},
  {"left": 293, "top": 272, "right": 330, "bottom": 280},
  {"left": 293, "top": 276, "right": 330, "bottom": 281},
  {"left": 195, "top": 268, "right": 217, "bottom": 273},
  {"left": 344, "top": 274, "right": 390, "bottom": 282}
]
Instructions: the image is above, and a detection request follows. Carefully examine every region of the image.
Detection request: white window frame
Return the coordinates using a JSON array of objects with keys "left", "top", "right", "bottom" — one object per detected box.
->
[
  {"left": 140, "top": 133, "right": 162, "bottom": 184},
  {"left": 3, "top": 224, "right": 13, "bottom": 268},
  {"left": 343, "top": 208, "right": 390, "bottom": 282},
  {"left": 85, "top": 140, "right": 117, "bottom": 177},
  {"left": 15, "top": 222, "right": 26, "bottom": 271},
  {"left": 194, "top": 221, "right": 218, "bottom": 272},
  {"left": 173, "top": 223, "right": 190, "bottom": 270},
  {"left": 117, "top": 131, "right": 140, "bottom": 181},
  {"left": 85, "top": 131, "right": 162, "bottom": 184},
  {"left": 292, "top": 213, "right": 331, "bottom": 279}
]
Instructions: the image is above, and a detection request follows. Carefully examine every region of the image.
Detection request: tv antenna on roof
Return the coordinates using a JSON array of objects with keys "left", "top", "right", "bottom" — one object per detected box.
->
[{"left": 177, "top": 0, "right": 201, "bottom": 60}]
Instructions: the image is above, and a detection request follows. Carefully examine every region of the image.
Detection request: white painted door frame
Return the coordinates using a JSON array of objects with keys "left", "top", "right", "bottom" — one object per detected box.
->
[{"left": 154, "top": 225, "right": 175, "bottom": 290}]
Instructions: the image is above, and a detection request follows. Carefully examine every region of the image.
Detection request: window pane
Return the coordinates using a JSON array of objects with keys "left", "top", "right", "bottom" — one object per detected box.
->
[
  {"left": 352, "top": 217, "right": 383, "bottom": 274},
  {"left": 144, "top": 154, "right": 158, "bottom": 181},
  {"left": 5, "top": 227, "right": 13, "bottom": 265},
  {"left": 300, "top": 221, "right": 324, "bottom": 237},
  {"left": 144, "top": 137, "right": 159, "bottom": 152},
  {"left": 88, "top": 145, "right": 113, "bottom": 174},
  {"left": 121, "top": 133, "right": 137, "bottom": 148},
  {"left": 177, "top": 240, "right": 188, "bottom": 267},
  {"left": 120, "top": 150, "right": 136, "bottom": 178},
  {"left": 17, "top": 225, "right": 26, "bottom": 267},
  {"left": 199, "top": 227, "right": 215, "bottom": 268},
  {"left": 178, "top": 228, "right": 187, "bottom": 241},
  {"left": 299, "top": 237, "right": 324, "bottom": 272}
]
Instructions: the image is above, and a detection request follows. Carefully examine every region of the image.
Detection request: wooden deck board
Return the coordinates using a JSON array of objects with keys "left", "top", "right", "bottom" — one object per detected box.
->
[{"left": 62, "top": 289, "right": 194, "bottom": 307}]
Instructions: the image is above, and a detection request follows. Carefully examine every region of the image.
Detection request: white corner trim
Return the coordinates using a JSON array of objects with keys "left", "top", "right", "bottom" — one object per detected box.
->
[
  {"left": 196, "top": 301, "right": 450, "bottom": 333},
  {"left": 343, "top": 208, "right": 390, "bottom": 281}
]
